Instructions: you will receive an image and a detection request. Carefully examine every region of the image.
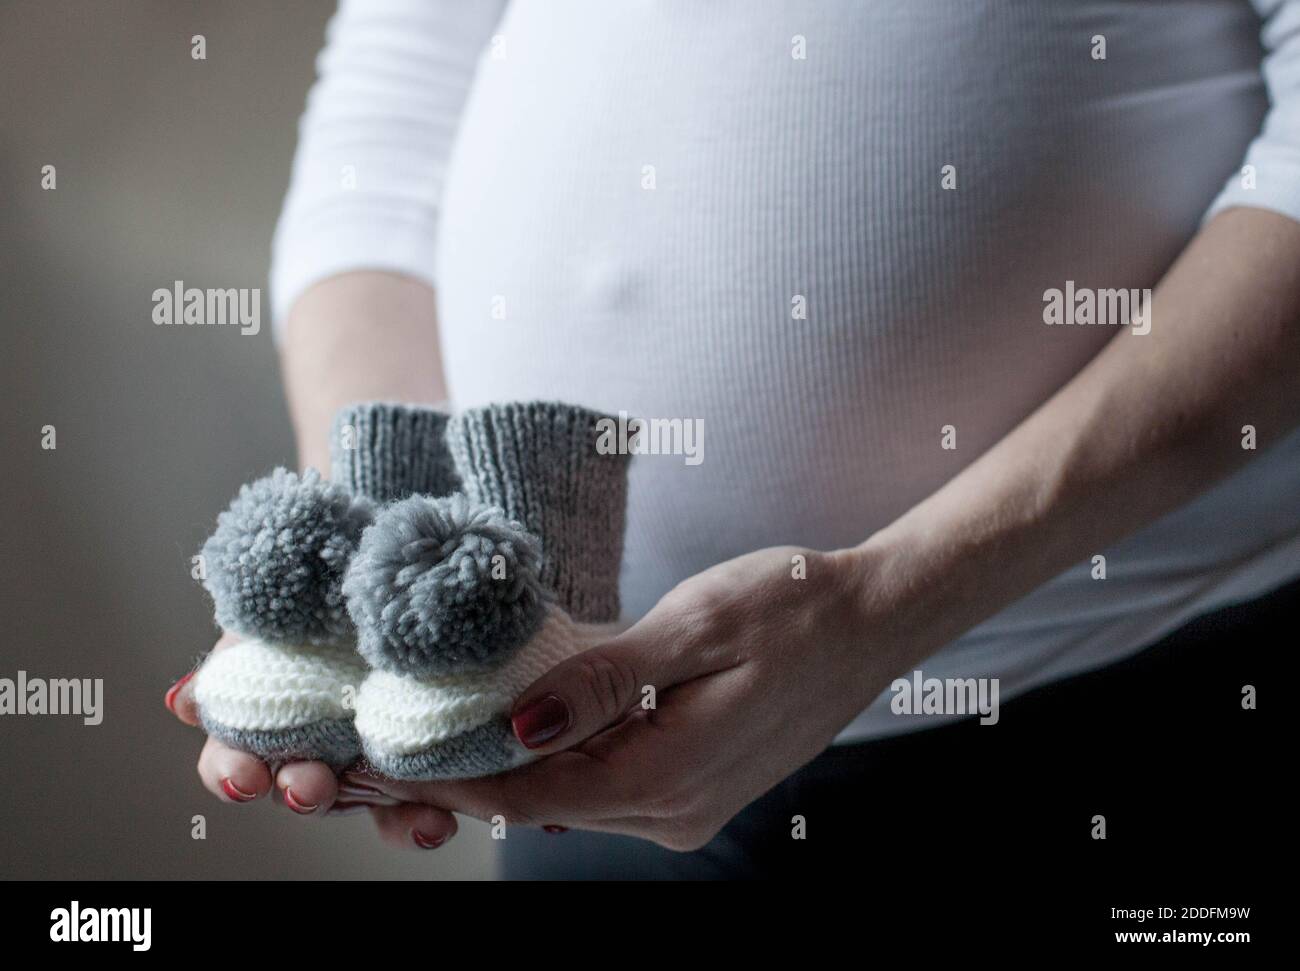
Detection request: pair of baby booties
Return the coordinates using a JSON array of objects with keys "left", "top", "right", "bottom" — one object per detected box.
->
[{"left": 193, "top": 401, "right": 630, "bottom": 780}]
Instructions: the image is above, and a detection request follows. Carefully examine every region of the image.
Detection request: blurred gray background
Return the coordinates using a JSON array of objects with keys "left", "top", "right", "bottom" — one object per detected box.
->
[{"left": 0, "top": 0, "right": 493, "bottom": 879}]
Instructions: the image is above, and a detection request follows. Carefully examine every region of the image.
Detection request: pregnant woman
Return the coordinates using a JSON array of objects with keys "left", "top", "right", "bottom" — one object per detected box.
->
[{"left": 168, "top": 0, "right": 1300, "bottom": 878}]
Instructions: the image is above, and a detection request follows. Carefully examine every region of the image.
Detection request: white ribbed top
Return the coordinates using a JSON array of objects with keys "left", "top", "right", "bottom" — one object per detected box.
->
[{"left": 273, "top": 0, "right": 1300, "bottom": 742}]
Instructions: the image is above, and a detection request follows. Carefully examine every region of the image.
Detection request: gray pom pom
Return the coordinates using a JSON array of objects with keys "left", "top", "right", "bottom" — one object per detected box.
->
[
  {"left": 344, "top": 493, "right": 547, "bottom": 676},
  {"left": 201, "top": 468, "right": 374, "bottom": 645}
]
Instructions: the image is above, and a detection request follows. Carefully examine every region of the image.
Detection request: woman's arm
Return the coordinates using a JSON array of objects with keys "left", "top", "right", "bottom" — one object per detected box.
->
[
  {"left": 348, "top": 205, "right": 1300, "bottom": 850},
  {"left": 171, "top": 0, "right": 505, "bottom": 819},
  {"left": 171, "top": 269, "right": 448, "bottom": 815},
  {"left": 858, "top": 205, "right": 1300, "bottom": 663},
  {"left": 271, "top": 0, "right": 509, "bottom": 467},
  {"left": 281, "top": 271, "right": 446, "bottom": 473}
]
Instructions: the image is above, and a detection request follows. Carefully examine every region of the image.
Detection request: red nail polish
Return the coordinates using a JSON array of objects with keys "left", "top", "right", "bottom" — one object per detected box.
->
[
  {"left": 164, "top": 672, "right": 194, "bottom": 714},
  {"left": 221, "top": 778, "right": 257, "bottom": 803},
  {"left": 543, "top": 825, "right": 568, "bottom": 834},
  {"left": 512, "top": 694, "right": 571, "bottom": 749},
  {"left": 283, "top": 788, "right": 318, "bottom": 814},
  {"left": 412, "top": 830, "right": 447, "bottom": 849}
]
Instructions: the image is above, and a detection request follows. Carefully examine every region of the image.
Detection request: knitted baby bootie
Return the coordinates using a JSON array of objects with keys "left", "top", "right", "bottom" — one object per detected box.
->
[
  {"left": 192, "top": 403, "right": 459, "bottom": 768},
  {"left": 348, "top": 401, "right": 631, "bottom": 779}
]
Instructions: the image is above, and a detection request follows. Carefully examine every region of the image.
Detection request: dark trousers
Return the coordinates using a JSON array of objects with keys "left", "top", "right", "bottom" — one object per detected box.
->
[{"left": 502, "top": 577, "right": 1289, "bottom": 880}]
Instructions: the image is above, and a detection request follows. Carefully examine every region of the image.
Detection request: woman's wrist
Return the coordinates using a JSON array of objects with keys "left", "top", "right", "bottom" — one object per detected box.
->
[
  {"left": 802, "top": 541, "right": 926, "bottom": 716},
  {"left": 829, "top": 517, "right": 992, "bottom": 689},
  {"left": 280, "top": 272, "right": 448, "bottom": 479}
]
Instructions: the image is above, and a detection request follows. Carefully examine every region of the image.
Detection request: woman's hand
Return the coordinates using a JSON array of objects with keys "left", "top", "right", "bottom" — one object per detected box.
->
[
  {"left": 352, "top": 211, "right": 1300, "bottom": 852},
  {"left": 165, "top": 632, "right": 381, "bottom": 817},
  {"left": 348, "top": 543, "right": 916, "bottom": 851},
  {"left": 166, "top": 634, "right": 455, "bottom": 843},
  {"left": 164, "top": 271, "right": 452, "bottom": 825}
]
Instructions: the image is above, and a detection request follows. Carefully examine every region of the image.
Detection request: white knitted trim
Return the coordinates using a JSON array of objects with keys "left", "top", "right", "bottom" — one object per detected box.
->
[
  {"left": 194, "top": 638, "right": 368, "bottom": 732},
  {"left": 355, "top": 605, "right": 624, "bottom": 757}
]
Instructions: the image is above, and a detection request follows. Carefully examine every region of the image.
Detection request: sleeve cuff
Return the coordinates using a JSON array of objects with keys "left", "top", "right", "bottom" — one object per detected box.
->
[
  {"left": 269, "top": 209, "right": 440, "bottom": 343},
  {"left": 1203, "top": 150, "right": 1300, "bottom": 229}
]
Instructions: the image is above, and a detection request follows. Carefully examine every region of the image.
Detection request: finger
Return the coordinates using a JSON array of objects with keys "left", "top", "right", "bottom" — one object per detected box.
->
[
  {"left": 166, "top": 631, "right": 242, "bottom": 727},
  {"left": 324, "top": 800, "right": 372, "bottom": 817},
  {"left": 508, "top": 621, "right": 714, "bottom": 755},
  {"left": 368, "top": 802, "right": 459, "bottom": 850},
  {"left": 516, "top": 676, "right": 758, "bottom": 848},
  {"left": 348, "top": 747, "right": 637, "bottom": 825},
  {"left": 197, "top": 735, "right": 273, "bottom": 804},
  {"left": 351, "top": 668, "right": 755, "bottom": 837},
  {"left": 340, "top": 771, "right": 489, "bottom": 815},
  {"left": 539, "top": 814, "right": 720, "bottom": 853},
  {"left": 335, "top": 774, "right": 403, "bottom": 807},
  {"left": 273, "top": 761, "right": 339, "bottom": 815},
  {"left": 164, "top": 669, "right": 202, "bottom": 726}
]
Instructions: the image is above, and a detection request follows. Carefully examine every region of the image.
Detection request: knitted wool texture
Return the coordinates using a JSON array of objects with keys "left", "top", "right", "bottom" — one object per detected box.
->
[
  {"left": 330, "top": 402, "right": 461, "bottom": 501},
  {"left": 193, "top": 403, "right": 460, "bottom": 766},
  {"left": 200, "top": 468, "right": 374, "bottom": 646},
  {"left": 344, "top": 493, "right": 547, "bottom": 676},
  {"left": 196, "top": 640, "right": 368, "bottom": 770},
  {"left": 356, "top": 608, "right": 623, "bottom": 779},
  {"left": 447, "top": 401, "right": 628, "bottom": 622},
  {"left": 353, "top": 401, "right": 631, "bottom": 779}
]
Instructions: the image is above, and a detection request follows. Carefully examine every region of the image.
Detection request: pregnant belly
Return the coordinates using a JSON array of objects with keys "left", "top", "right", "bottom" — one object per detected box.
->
[{"left": 435, "top": 0, "right": 1266, "bottom": 609}]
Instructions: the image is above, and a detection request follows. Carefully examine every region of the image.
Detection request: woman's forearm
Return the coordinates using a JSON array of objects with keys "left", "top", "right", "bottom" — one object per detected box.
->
[
  {"left": 279, "top": 271, "right": 448, "bottom": 472},
  {"left": 854, "top": 206, "right": 1300, "bottom": 667}
]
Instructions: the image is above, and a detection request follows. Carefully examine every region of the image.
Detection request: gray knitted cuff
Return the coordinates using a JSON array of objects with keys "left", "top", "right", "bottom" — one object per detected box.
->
[
  {"left": 447, "top": 401, "right": 630, "bottom": 622},
  {"left": 204, "top": 717, "right": 361, "bottom": 773},
  {"left": 330, "top": 403, "right": 460, "bottom": 502}
]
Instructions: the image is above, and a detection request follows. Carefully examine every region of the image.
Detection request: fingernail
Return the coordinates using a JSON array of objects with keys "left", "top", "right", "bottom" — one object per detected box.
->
[
  {"left": 326, "top": 801, "right": 370, "bottom": 817},
  {"left": 221, "top": 778, "right": 257, "bottom": 803},
  {"left": 512, "top": 694, "right": 571, "bottom": 749},
  {"left": 412, "top": 830, "right": 447, "bottom": 849},
  {"left": 543, "top": 825, "right": 568, "bottom": 834},
  {"left": 339, "top": 781, "right": 382, "bottom": 796},
  {"left": 164, "top": 672, "right": 194, "bottom": 714},
  {"left": 283, "top": 787, "right": 318, "bottom": 815}
]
